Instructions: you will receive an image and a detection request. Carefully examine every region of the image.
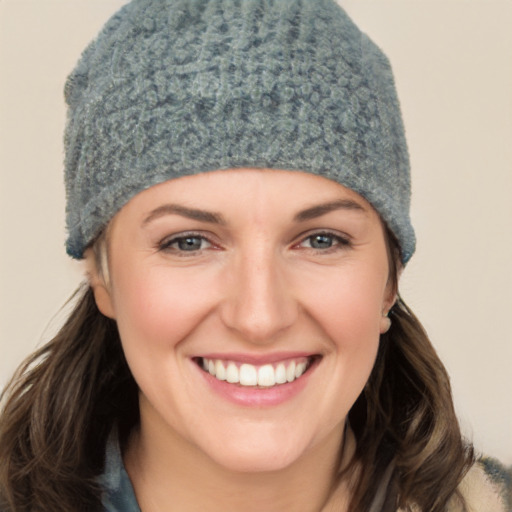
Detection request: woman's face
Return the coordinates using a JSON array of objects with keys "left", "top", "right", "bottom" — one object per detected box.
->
[{"left": 91, "top": 168, "right": 395, "bottom": 473}]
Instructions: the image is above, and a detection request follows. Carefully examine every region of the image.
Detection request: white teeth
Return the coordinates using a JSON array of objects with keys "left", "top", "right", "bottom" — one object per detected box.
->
[
  {"left": 275, "top": 363, "right": 287, "bottom": 384},
  {"left": 226, "top": 362, "right": 239, "bottom": 383},
  {"left": 257, "top": 364, "right": 275, "bottom": 387},
  {"left": 200, "top": 357, "right": 312, "bottom": 388},
  {"left": 239, "top": 364, "right": 258, "bottom": 386},
  {"left": 295, "top": 362, "right": 307, "bottom": 378},
  {"left": 215, "top": 360, "right": 226, "bottom": 381},
  {"left": 286, "top": 361, "right": 296, "bottom": 382}
]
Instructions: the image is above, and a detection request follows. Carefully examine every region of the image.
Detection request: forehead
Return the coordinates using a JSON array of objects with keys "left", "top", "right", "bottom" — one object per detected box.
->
[{"left": 116, "top": 168, "right": 376, "bottom": 222}]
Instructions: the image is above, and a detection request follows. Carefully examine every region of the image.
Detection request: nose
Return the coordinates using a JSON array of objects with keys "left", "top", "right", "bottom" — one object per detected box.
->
[{"left": 219, "top": 248, "right": 298, "bottom": 344}]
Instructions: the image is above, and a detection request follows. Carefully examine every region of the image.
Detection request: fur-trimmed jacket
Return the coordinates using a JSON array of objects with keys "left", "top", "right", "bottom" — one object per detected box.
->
[{"left": 450, "top": 458, "right": 511, "bottom": 512}]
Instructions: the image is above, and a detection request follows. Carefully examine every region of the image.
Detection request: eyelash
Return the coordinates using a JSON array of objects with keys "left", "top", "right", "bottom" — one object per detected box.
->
[
  {"left": 158, "top": 232, "right": 213, "bottom": 254},
  {"left": 157, "top": 231, "right": 352, "bottom": 255},
  {"left": 296, "top": 231, "right": 352, "bottom": 253}
]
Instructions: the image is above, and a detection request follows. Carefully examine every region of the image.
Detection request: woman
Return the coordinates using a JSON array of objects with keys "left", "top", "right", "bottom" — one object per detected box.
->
[{"left": 0, "top": 0, "right": 509, "bottom": 511}]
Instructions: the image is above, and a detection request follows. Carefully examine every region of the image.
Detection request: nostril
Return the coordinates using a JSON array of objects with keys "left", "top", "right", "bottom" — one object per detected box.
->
[{"left": 219, "top": 301, "right": 299, "bottom": 344}]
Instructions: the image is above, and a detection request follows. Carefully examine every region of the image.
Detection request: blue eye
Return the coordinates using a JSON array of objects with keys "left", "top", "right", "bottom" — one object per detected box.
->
[
  {"left": 309, "top": 234, "right": 335, "bottom": 249},
  {"left": 300, "top": 232, "right": 350, "bottom": 251},
  {"left": 176, "top": 236, "right": 204, "bottom": 251},
  {"left": 160, "top": 234, "right": 211, "bottom": 252}
]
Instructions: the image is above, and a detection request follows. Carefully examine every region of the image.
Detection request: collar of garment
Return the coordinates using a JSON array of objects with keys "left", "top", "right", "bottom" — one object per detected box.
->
[
  {"left": 97, "top": 433, "right": 141, "bottom": 512},
  {"left": 96, "top": 430, "right": 510, "bottom": 512}
]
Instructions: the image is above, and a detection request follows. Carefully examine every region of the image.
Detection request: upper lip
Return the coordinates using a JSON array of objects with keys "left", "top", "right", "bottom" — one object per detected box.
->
[{"left": 194, "top": 351, "right": 319, "bottom": 365}]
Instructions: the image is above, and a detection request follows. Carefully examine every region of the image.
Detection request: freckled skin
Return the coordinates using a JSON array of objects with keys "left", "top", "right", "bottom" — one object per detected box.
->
[{"left": 89, "top": 168, "right": 395, "bottom": 510}]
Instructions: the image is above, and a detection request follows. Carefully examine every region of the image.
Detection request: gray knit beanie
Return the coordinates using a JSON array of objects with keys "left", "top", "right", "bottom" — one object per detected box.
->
[{"left": 64, "top": 0, "right": 415, "bottom": 263}]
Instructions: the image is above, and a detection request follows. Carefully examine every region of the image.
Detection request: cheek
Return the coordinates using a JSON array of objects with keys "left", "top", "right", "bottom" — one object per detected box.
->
[
  {"left": 303, "top": 267, "right": 387, "bottom": 345},
  {"left": 111, "top": 263, "right": 218, "bottom": 352},
  {"left": 298, "top": 263, "right": 386, "bottom": 410},
  {"left": 296, "top": 269, "right": 385, "bottom": 438},
  {"left": 318, "top": 274, "right": 385, "bottom": 404}
]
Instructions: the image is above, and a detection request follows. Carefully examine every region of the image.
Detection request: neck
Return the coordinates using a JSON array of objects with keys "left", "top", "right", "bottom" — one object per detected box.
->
[{"left": 124, "top": 414, "right": 357, "bottom": 512}]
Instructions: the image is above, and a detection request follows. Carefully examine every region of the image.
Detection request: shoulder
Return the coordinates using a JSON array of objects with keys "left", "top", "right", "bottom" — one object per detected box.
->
[
  {"left": 396, "top": 458, "right": 511, "bottom": 512},
  {"left": 454, "top": 457, "right": 511, "bottom": 512}
]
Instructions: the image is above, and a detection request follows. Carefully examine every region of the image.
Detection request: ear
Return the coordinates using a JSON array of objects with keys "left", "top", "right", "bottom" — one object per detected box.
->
[
  {"left": 379, "top": 293, "right": 396, "bottom": 334},
  {"left": 380, "top": 262, "right": 402, "bottom": 334},
  {"left": 379, "top": 300, "right": 394, "bottom": 334},
  {"left": 84, "top": 248, "right": 116, "bottom": 319}
]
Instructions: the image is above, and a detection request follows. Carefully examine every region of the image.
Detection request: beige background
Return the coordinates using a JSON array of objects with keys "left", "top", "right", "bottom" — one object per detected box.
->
[{"left": 1, "top": 1, "right": 511, "bottom": 464}]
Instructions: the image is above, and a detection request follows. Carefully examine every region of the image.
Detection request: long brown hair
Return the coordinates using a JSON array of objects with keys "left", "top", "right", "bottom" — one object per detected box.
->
[
  {"left": 0, "top": 240, "right": 473, "bottom": 511},
  {"left": 345, "top": 233, "right": 474, "bottom": 511},
  {"left": 0, "top": 286, "right": 138, "bottom": 512},
  {"left": 347, "top": 298, "right": 474, "bottom": 511}
]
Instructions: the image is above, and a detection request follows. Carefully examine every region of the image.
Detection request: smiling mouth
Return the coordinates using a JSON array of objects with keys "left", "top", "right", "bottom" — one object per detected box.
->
[{"left": 195, "top": 356, "right": 319, "bottom": 388}]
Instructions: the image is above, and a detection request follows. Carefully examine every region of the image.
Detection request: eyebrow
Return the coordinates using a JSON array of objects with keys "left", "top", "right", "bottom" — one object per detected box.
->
[
  {"left": 142, "top": 198, "right": 366, "bottom": 226},
  {"left": 142, "top": 204, "right": 226, "bottom": 226},
  {"left": 293, "top": 199, "right": 367, "bottom": 222}
]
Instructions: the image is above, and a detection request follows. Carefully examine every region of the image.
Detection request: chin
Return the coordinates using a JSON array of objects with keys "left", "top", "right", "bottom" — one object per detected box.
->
[
  {"left": 206, "top": 443, "right": 306, "bottom": 474},
  {"left": 192, "top": 424, "right": 314, "bottom": 474}
]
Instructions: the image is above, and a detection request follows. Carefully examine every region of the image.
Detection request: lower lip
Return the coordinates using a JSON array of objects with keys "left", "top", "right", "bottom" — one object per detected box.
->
[{"left": 194, "top": 359, "right": 319, "bottom": 407}]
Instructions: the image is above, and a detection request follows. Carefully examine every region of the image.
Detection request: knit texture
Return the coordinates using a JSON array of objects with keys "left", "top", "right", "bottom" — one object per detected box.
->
[{"left": 64, "top": 0, "right": 415, "bottom": 262}]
